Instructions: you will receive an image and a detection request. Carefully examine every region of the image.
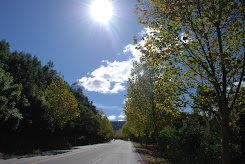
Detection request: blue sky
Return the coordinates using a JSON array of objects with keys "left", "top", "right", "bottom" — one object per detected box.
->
[{"left": 0, "top": 0, "right": 144, "bottom": 121}]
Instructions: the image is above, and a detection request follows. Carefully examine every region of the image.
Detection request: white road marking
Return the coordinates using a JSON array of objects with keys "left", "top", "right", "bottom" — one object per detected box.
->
[{"left": 90, "top": 158, "right": 102, "bottom": 164}]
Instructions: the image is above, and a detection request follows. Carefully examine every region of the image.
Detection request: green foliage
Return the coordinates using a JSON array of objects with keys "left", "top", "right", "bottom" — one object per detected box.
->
[
  {"left": 0, "top": 67, "right": 22, "bottom": 131},
  {"left": 124, "top": 62, "right": 155, "bottom": 144},
  {"left": 69, "top": 87, "right": 101, "bottom": 143},
  {"left": 159, "top": 113, "right": 221, "bottom": 163},
  {"left": 114, "top": 129, "right": 123, "bottom": 139},
  {"left": 0, "top": 40, "right": 57, "bottom": 132},
  {"left": 133, "top": 0, "right": 245, "bottom": 162},
  {"left": 110, "top": 121, "right": 126, "bottom": 131},
  {"left": 0, "top": 40, "right": 113, "bottom": 154},
  {"left": 124, "top": 60, "right": 177, "bottom": 146},
  {"left": 99, "top": 115, "right": 114, "bottom": 140},
  {"left": 44, "top": 76, "right": 79, "bottom": 131}
]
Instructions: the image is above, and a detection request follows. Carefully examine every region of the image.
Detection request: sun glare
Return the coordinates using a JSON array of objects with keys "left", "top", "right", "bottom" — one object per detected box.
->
[{"left": 90, "top": 0, "right": 113, "bottom": 24}]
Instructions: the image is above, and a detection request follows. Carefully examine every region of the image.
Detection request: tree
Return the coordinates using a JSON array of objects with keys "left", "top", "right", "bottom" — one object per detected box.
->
[
  {"left": 44, "top": 76, "right": 79, "bottom": 131},
  {"left": 0, "top": 40, "right": 112, "bottom": 152},
  {"left": 135, "top": 0, "right": 244, "bottom": 163},
  {"left": 0, "top": 40, "right": 58, "bottom": 132},
  {"left": 0, "top": 66, "right": 22, "bottom": 132},
  {"left": 124, "top": 62, "right": 154, "bottom": 145},
  {"left": 98, "top": 115, "right": 114, "bottom": 141},
  {"left": 70, "top": 87, "right": 101, "bottom": 144}
]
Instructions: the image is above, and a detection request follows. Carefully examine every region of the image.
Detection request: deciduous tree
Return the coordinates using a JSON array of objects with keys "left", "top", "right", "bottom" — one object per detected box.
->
[
  {"left": 44, "top": 76, "right": 79, "bottom": 131},
  {"left": 135, "top": 0, "right": 244, "bottom": 163}
]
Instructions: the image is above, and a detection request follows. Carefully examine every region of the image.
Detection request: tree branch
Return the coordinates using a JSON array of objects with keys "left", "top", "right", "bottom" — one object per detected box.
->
[{"left": 230, "top": 51, "right": 245, "bottom": 110}]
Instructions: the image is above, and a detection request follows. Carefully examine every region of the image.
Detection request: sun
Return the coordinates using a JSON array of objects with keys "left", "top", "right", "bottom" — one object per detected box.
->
[{"left": 90, "top": 0, "right": 113, "bottom": 24}]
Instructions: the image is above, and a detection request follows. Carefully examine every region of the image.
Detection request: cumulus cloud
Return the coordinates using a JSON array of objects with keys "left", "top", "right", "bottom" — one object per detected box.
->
[
  {"left": 107, "top": 115, "right": 116, "bottom": 121},
  {"left": 118, "top": 112, "right": 126, "bottom": 119},
  {"left": 78, "top": 77, "right": 111, "bottom": 94},
  {"left": 77, "top": 60, "right": 131, "bottom": 94},
  {"left": 77, "top": 28, "right": 148, "bottom": 94}
]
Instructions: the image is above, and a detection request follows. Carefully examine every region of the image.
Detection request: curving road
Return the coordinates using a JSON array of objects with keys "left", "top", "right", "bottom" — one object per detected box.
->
[{"left": 0, "top": 140, "right": 144, "bottom": 164}]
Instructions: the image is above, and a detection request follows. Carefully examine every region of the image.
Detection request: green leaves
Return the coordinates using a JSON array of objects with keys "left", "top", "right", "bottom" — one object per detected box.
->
[
  {"left": 44, "top": 76, "right": 79, "bottom": 131},
  {"left": 0, "top": 40, "right": 114, "bottom": 151},
  {"left": 98, "top": 115, "right": 114, "bottom": 140},
  {"left": 132, "top": 0, "right": 244, "bottom": 161},
  {"left": 0, "top": 67, "right": 22, "bottom": 131}
]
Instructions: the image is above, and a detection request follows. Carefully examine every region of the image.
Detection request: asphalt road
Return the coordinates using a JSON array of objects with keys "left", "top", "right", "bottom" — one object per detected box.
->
[{"left": 0, "top": 140, "right": 144, "bottom": 164}]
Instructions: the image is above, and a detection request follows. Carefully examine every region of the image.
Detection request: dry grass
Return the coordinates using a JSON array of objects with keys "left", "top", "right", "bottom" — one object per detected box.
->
[{"left": 133, "top": 142, "right": 170, "bottom": 164}]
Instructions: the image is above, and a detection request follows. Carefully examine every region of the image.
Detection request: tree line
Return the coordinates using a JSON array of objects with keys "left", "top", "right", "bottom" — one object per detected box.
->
[
  {"left": 120, "top": 0, "right": 245, "bottom": 163},
  {"left": 0, "top": 40, "right": 113, "bottom": 154}
]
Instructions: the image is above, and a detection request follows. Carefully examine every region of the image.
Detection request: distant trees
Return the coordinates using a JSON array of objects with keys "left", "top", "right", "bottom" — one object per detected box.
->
[
  {"left": 124, "top": 61, "right": 176, "bottom": 146},
  {"left": 98, "top": 115, "right": 114, "bottom": 141},
  {"left": 125, "top": 62, "right": 156, "bottom": 146},
  {"left": 0, "top": 40, "right": 113, "bottom": 154}
]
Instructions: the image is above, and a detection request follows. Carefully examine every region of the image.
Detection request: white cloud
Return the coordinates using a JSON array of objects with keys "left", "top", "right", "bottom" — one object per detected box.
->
[
  {"left": 118, "top": 120, "right": 124, "bottom": 121},
  {"left": 91, "top": 60, "right": 132, "bottom": 83},
  {"left": 107, "top": 115, "right": 116, "bottom": 121},
  {"left": 118, "top": 112, "right": 126, "bottom": 119},
  {"left": 78, "top": 60, "right": 134, "bottom": 94},
  {"left": 123, "top": 44, "right": 142, "bottom": 61},
  {"left": 110, "top": 83, "right": 125, "bottom": 94},
  {"left": 94, "top": 103, "right": 123, "bottom": 111},
  {"left": 138, "top": 27, "right": 156, "bottom": 37},
  {"left": 77, "top": 28, "right": 148, "bottom": 94},
  {"left": 123, "top": 98, "right": 127, "bottom": 105},
  {"left": 78, "top": 77, "right": 111, "bottom": 94}
]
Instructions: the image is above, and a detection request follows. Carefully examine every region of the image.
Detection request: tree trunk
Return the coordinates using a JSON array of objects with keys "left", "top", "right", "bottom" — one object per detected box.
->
[
  {"left": 216, "top": 17, "right": 230, "bottom": 164},
  {"left": 221, "top": 105, "right": 230, "bottom": 164},
  {"left": 145, "top": 135, "right": 148, "bottom": 149}
]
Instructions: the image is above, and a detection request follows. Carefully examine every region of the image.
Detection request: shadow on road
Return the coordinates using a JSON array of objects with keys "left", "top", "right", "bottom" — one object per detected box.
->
[{"left": 2, "top": 147, "right": 80, "bottom": 160}]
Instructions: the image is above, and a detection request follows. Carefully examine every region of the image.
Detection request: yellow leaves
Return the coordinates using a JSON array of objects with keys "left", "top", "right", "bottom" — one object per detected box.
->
[
  {"left": 229, "top": 122, "right": 232, "bottom": 127},
  {"left": 172, "top": 112, "right": 181, "bottom": 117},
  {"left": 99, "top": 115, "right": 114, "bottom": 140},
  {"left": 150, "top": 54, "right": 157, "bottom": 58},
  {"left": 133, "top": 36, "right": 137, "bottom": 44},
  {"left": 139, "top": 1, "right": 146, "bottom": 5},
  {"left": 140, "top": 50, "right": 147, "bottom": 54},
  {"left": 230, "top": 2, "right": 235, "bottom": 6},
  {"left": 149, "top": 0, "right": 154, "bottom": 4},
  {"left": 44, "top": 76, "right": 79, "bottom": 130},
  {"left": 236, "top": 20, "right": 241, "bottom": 26}
]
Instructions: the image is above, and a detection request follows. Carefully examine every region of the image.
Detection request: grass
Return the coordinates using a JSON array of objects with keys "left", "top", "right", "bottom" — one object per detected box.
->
[
  {"left": 0, "top": 152, "right": 3, "bottom": 158},
  {"left": 133, "top": 142, "right": 170, "bottom": 164}
]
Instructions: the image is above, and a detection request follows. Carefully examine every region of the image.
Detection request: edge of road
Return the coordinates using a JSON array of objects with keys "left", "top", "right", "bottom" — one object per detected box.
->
[{"left": 131, "top": 141, "right": 145, "bottom": 164}]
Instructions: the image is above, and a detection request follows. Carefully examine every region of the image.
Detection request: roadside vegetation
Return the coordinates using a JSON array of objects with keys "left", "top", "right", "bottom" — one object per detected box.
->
[
  {"left": 120, "top": 0, "right": 245, "bottom": 163},
  {"left": 133, "top": 142, "right": 169, "bottom": 164},
  {"left": 0, "top": 40, "right": 114, "bottom": 156}
]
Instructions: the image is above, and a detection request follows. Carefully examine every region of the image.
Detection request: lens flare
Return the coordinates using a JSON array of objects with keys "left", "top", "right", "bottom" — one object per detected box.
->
[{"left": 90, "top": 0, "right": 113, "bottom": 24}]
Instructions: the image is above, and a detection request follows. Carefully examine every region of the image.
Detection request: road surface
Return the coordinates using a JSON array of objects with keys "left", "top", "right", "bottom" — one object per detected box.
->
[{"left": 0, "top": 140, "right": 144, "bottom": 164}]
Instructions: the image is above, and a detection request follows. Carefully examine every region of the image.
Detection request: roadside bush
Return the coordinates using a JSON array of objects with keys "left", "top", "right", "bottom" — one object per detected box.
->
[{"left": 158, "top": 114, "right": 221, "bottom": 163}]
